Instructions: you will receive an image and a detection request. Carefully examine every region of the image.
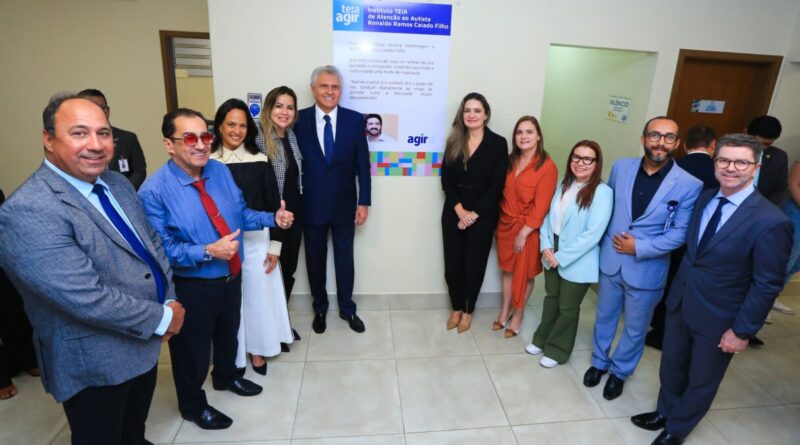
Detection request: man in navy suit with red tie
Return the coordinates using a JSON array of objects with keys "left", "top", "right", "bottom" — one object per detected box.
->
[
  {"left": 294, "top": 65, "right": 371, "bottom": 334},
  {"left": 631, "top": 134, "right": 793, "bottom": 445}
]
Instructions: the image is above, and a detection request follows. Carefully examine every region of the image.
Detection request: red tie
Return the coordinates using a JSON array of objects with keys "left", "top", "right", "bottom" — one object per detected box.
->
[{"left": 191, "top": 179, "right": 241, "bottom": 276}]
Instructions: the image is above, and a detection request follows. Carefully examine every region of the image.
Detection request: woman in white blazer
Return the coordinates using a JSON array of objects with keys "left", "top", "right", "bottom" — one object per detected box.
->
[{"left": 525, "top": 140, "right": 613, "bottom": 368}]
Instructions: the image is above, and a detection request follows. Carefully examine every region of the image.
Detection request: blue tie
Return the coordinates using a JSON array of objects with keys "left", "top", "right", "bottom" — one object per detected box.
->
[
  {"left": 323, "top": 114, "right": 334, "bottom": 164},
  {"left": 697, "top": 197, "right": 730, "bottom": 252},
  {"left": 93, "top": 184, "right": 166, "bottom": 304}
]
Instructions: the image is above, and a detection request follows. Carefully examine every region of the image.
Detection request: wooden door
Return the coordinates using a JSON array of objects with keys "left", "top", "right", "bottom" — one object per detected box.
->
[{"left": 667, "top": 49, "right": 782, "bottom": 157}]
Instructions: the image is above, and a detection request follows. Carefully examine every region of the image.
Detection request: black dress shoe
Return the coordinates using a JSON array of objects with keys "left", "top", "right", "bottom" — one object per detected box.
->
[
  {"left": 583, "top": 366, "right": 608, "bottom": 387},
  {"left": 631, "top": 411, "right": 666, "bottom": 431},
  {"left": 293, "top": 328, "right": 301, "bottom": 341},
  {"left": 749, "top": 335, "right": 765, "bottom": 347},
  {"left": 340, "top": 313, "right": 366, "bottom": 333},
  {"left": 651, "top": 430, "right": 684, "bottom": 445},
  {"left": 181, "top": 405, "right": 233, "bottom": 430},
  {"left": 212, "top": 376, "right": 263, "bottom": 396},
  {"left": 251, "top": 360, "right": 267, "bottom": 376},
  {"left": 313, "top": 313, "right": 327, "bottom": 334},
  {"left": 603, "top": 374, "right": 625, "bottom": 400},
  {"left": 280, "top": 342, "right": 291, "bottom": 353},
  {"left": 235, "top": 367, "right": 245, "bottom": 377}
]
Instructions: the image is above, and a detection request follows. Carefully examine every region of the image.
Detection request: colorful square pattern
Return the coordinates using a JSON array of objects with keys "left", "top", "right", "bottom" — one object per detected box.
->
[{"left": 370, "top": 151, "right": 443, "bottom": 177}]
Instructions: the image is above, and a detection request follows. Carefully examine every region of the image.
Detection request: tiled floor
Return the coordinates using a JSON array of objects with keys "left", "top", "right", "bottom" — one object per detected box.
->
[{"left": 3, "top": 281, "right": 800, "bottom": 444}]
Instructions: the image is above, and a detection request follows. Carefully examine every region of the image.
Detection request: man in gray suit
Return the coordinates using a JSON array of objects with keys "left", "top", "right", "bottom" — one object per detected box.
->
[{"left": 0, "top": 93, "right": 185, "bottom": 445}]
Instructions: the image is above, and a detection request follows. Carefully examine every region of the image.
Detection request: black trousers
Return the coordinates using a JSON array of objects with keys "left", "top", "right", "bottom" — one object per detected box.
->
[
  {"left": 0, "top": 268, "right": 37, "bottom": 388},
  {"left": 442, "top": 211, "right": 497, "bottom": 314},
  {"left": 304, "top": 222, "right": 357, "bottom": 316},
  {"left": 279, "top": 222, "right": 303, "bottom": 301},
  {"left": 62, "top": 365, "right": 157, "bottom": 445},
  {"left": 657, "top": 307, "right": 733, "bottom": 438},
  {"left": 647, "top": 246, "right": 685, "bottom": 350},
  {"left": 169, "top": 276, "right": 241, "bottom": 417}
]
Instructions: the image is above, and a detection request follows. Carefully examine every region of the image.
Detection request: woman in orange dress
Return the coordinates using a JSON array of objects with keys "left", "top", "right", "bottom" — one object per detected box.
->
[{"left": 495, "top": 116, "right": 558, "bottom": 337}]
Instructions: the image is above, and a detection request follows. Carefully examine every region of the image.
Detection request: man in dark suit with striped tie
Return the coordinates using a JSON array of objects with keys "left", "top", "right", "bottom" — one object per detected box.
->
[{"left": 631, "top": 134, "right": 793, "bottom": 445}]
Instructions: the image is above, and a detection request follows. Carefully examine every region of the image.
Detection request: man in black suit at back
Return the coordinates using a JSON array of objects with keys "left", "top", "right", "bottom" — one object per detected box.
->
[
  {"left": 79, "top": 89, "right": 148, "bottom": 189},
  {"left": 746, "top": 115, "right": 795, "bottom": 318},
  {"left": 646, "top": 125, "right": 719, "bottom": 350}
]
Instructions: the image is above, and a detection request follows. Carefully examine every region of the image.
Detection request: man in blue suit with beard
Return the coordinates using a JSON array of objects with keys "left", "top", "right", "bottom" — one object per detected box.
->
[
  {"left": 584, "top": 116, "right": 702, "bottom": 400},
  {"left": 294, "top": 65, "right": 371, "bottom": 334},
  {"left": 631, "top": 134, "right": 792, "bottom": 445}
]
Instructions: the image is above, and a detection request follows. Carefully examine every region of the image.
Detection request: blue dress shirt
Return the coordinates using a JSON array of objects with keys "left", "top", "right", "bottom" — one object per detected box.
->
[
  {"left": 43, "top": 159, "right": 172, "bottom": 335},
  {"left": 138, "top": 159, "right": 276, "bottom": 278},
  {"left": 698, "top": 184, "right": 756, "bottom": 241}
]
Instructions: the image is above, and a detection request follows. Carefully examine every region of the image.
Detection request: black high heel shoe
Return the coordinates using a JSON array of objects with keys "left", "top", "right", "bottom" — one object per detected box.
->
[
  {"left": 292, "top": 328, "right": 301, "bottom": 341},
  {"left": 280, "top": 342, "right": 291, "bottom": 353},
  {"left": 251, "top": 358, "right": 267, "bottom": 376}
]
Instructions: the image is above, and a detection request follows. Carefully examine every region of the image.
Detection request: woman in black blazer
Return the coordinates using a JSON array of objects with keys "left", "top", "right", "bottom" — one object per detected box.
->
[
  {"left": 256, "top": 86, "right": 304, "bottom": 345},
  {"left": 441, "top": 92, "right": 509, "bottom": 333}
]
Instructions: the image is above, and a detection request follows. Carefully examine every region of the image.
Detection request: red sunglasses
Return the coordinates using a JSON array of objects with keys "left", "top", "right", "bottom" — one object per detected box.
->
[{"left": 169, "top": 132, "right": 214, "bottom": 146}]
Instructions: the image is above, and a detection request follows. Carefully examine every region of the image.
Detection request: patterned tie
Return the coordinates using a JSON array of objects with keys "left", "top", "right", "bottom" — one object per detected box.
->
[
  {"left": 190, "top": 179, "right": 242, "bottom": 276},
  {"left": 323, "top": 114, "right": 334, "bottom": 164},
  {"left": 697, "top": 197, "right": 730, "bottom": 252},
  {"left": 92, "top": 184, "right": 166, "bottom": 303}
]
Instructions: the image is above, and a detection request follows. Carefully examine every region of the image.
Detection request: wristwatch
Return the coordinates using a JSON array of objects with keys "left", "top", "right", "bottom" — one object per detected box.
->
[{"left": 202, "top": 245, "right": 213, "bottom": 262}]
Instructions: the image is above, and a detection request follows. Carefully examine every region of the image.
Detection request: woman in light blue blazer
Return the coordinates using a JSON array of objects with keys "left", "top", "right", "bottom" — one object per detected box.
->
[{"left": 525, "top": 140, "right": 613, "bottom": 368}]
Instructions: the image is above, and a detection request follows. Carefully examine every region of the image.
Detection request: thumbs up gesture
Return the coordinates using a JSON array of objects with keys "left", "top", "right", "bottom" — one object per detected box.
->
[
  {"left": 206, "top": 228, "right": 241, "bottom": 260},
  {"left": 275, "top": 200, "right": 294, "bottom": 229}
]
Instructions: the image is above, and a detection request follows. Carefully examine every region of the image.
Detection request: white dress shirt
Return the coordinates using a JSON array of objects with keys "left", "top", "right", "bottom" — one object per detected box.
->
[{"left": 315, "top": 104, "right": 338, "bottom": 155}]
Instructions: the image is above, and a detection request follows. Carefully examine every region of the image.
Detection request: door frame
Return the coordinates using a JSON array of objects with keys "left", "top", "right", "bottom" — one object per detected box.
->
[
  {"left": 667, "top": 49, "right": 783, "bottom": 119},
  {"left": 159, "top": 30, "right": 211, "bottom": 113}
]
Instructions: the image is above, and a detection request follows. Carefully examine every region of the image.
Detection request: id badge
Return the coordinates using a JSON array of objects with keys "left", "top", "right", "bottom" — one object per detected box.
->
[{"left": 118, "top": 158, "right": 129, "bottom": 173}]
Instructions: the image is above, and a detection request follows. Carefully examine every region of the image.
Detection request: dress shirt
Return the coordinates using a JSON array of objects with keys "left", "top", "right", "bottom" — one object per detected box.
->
[
  {"left": 631, "top": 159, "right": 674, "bottom": 221},
  {"left": 698, "top": 184, "right": 755, "bottom": 240},
  {"left": 138, "top": 159, "right": 276, "bottom": 279},
  {"left": 553, "top": 181, "right": 583, "bottom": 236},
  {"left": 754, "top": 151, "right": 762, "bottom": 186},
  {"left": 315, "top": 104, "right": 338, "bottom": 154},
  {"left": 210, "top": 146, "right": 282, "bottom": 256},
  {"left": 43, "top": 159, "right": 172, "bottom": 335}
]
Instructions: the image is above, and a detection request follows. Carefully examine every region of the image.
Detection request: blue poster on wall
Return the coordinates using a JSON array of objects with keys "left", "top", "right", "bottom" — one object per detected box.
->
[{"left": 333, "top": 0, "right": 452, "bottom": 176}]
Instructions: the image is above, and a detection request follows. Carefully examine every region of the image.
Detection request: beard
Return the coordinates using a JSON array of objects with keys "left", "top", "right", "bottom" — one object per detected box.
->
[{"left": 644, "top": 145, "right": 671, "bottom": 163}]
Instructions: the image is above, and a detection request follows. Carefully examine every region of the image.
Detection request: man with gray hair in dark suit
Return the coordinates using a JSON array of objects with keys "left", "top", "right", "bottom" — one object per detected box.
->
[{"left": 0, "top": 93, "right": 184, "bottom": 445}]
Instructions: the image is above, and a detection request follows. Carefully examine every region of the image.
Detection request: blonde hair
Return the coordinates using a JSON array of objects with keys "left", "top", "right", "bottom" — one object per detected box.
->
[{"left": 259, "top": 86, "right": 298, "bottom": 161}]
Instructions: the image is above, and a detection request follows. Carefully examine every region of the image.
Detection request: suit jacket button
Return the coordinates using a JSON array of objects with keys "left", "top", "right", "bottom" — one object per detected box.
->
[{"left": 145, "top": 273, "right": 152, "bottom": 279}]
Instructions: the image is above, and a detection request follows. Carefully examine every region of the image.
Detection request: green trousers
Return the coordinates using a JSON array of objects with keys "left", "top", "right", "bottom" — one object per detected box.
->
[{"left": 532, "top": 266, "right": 591, "bottom": 363}]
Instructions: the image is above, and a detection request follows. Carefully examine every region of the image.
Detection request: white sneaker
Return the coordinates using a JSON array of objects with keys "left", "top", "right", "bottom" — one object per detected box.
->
[
  {"left": 539, "top": 356, "right": 558, "bottom": 368},
  {"left": 525, "top": 343, "right": 543, "bottom": 355},
  {"left": 772, "top": 300, "right": 796, "bottom": 315}
]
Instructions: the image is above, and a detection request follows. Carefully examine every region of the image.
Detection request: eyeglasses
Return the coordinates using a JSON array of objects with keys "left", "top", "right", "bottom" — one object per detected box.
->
[
  {"left": 169, "top": 132, "right": 214, "bottom": 146},
  {"left": 714, "top": 157, "right": 758, "bottom": 171},
  {"left": 645, "top": 131, "right": 678, "bottom": 144},
  {"left": 570, "top": 154, "right": 597, "bottom": 165}
]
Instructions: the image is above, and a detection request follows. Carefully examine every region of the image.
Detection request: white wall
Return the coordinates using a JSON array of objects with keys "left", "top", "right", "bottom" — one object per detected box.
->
[
  {"left": 540, "top": 46, "right": 658, "bottom": 178},
  {"left": 0, "top": 0, "right": 209, "bottom": 194},
  {"left": 216, "top": 0, "right": 800, "bottom": 296}
]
